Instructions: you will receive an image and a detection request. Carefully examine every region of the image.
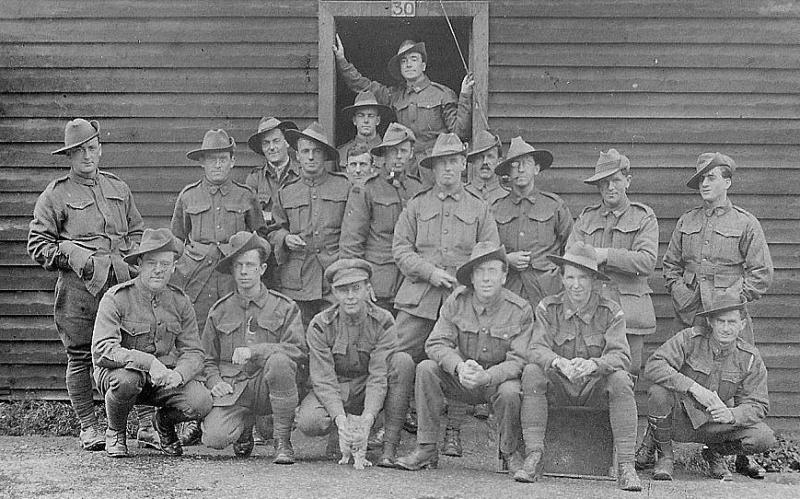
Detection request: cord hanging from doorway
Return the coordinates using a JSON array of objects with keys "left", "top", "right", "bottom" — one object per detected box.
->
[{"left": 438, "top": 0, "right": 491, "bottom": 132}]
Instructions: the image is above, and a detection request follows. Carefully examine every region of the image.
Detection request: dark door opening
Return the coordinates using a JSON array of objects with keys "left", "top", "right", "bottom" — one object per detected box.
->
[{"left": 333, "top": 16, "right": 471, "bottom": 147}]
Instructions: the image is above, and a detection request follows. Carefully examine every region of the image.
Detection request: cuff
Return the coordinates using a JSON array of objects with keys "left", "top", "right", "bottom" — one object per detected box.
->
[
  {"left": 729, "top": 406, "right": 745, "bottom": 427},
  {"left": 675, "top": 375, "right": 696, "bottom": 394},
  {"left": 173, "top": 365, "right": 193, "bottom": 385},
  {"left": 439, "top": 353, "right": 463, "bottom": 378},
  {"left": 206, "top": 374, "right": 224, "bottom": 390},
  {"left": 130, "top": 350, "right": 156, "bottom": 372},
  {"left": 59, "top": 241, "right": 93, "bottom": 276},
  {"left": 538, "top": 351, "right": 558, "bottom": 371},
  {"left": 485, "top": 365, "right": 503, "bottom": 386}
]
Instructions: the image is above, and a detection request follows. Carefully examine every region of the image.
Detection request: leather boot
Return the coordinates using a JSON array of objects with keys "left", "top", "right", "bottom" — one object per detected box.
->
[
  {"left": 618, "top": 462, "right": 643, "bottom": 491},
  {"left": 233, "top": 421, "right": 255, "bottom": 458},
  {"left": 702, "top": 446, "right": 732, "bottom": 480},
  {"left": 634, "top": 416, "right": 659, "bottom": 470},
  {"left": 137, "top": 425, "right": 160, "bottom": 450},
  {"left": 79, "top": 425, "right": 106, "bottom": 451},
  {"left": 441, "top": 427, "right": 462, "bottom": 457},
  {"left": 272, "top": 401, "right": 296, "bottom": 464},
  {"left": 153, "top": 408, "right": 183, "bottom": 457},
  {"left": 273, "top": 436, "right": 295, "bottom": 465},
  {"left": 177, "top": 420, "right": 202, "bottom": 446},
  {"left": 403, "top": 410, "right": 418, "bottom": 434},
  {"left": 325, "top": 427, "right": 341, "bottom": 460},
  {"left": 652, "top": 414, "right": 674, "bottom": 480},
  {"left": 735, "top": 454, "right": 766, "bottom": 479},
  {"left": 498, "top": 449, "right": 524, "bottom": 475},
  {"left": 513, "top": 450, "right": 543, "bottom": 483},
  {"left": 378, "top": 441, "right": 398, "bottom": 468},
  {"left": 395, "top": 443, "right": 438, "bottom": 471},
  {"left": 105, "top": 429, "right": 128, "bottom": 458}
]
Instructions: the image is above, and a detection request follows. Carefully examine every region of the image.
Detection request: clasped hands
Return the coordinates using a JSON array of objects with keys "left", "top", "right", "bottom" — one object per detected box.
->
[
  {"left": 689, "top": 382, "right": 735, "bottom": 424},
  {"left": 552, "top": 356, "right": 598, "bottom": 383},
  {"left": 210, "top": 347, "right": 253, "bottom": 398},
  {"left": 148, "top": 359, "right": 182, "bottom": 390},
  {"left": 456, "top": 359, "right": 491, "bottom": 389}
]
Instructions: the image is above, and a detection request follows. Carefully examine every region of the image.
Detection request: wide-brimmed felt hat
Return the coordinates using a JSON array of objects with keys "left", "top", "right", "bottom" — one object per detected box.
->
[
  {"left": 419, "top": 133, "right": 467, "bottom": 169},
  {"left": 187, "top": 129, "right": 236, "bottom": 161},
  {"left": 215, "top": 231, "right": 271, "bottom": 275},
  {"left": 547, "top": 242, "right": 609, "bottom": 281},
  {"left": 342, "top": 90, "right": 394, "bottom": 123},
  {"left": 371, "top": 122, "right": 416, "bottom": 157},
  {"left": 494, "top": 136, "right": 553, "bottom": 177},
  {"left": 687, "top": 152, "right": 736, "bottom": 190},
  {"left": 325, "top": 258, "right": 373, "bottom": 287},
  {"left": 51, "top": 118, "right": 100, "bottom": 155},
  {"left": 584, "top": 148, "right": 631, "bottom": 184},
  {"left": 285, "top": 122, "right": 339, "bottom": 164},
  {"left": 247, "top": 117, "right": 298, "bottom": 156},
  {"left": 466, "top": 129, "right": 502, "bottom": 161},
  {"left": 388, "top": 40, "right": 427, "bottom": 81},
  {"left": 123, "top": 228, "right": 184, "bottom": 265},
  {"left": 696, "top": 291, "right": 748, "bottom": 318},
  {"left": 456, "top": 241, "right": 508, "bottom": 287}
]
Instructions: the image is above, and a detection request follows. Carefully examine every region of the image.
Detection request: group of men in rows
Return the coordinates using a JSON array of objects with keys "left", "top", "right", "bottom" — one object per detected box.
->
[{"left": 28, "top": 37, "right": 777, "bottom": 492}]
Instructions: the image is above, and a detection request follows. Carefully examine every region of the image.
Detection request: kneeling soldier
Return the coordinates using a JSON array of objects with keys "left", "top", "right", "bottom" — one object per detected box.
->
[
  {"left": 518, "top": 242, "right": 641, "bottom": 491},
  {"left": 92, "top": 228, "right": 213, "bottom": 458},
  {"left": 296, "top": 259, "right": 415, "bottom": 466},
  {"left": 200, "top": 232, "right": 307, "bottom": 462},
  {"left": 636, "top": 293, "right": 775, "bottom": 481},
  {"left": 396, "top": 242, "right": 531, "bottom": 474}
]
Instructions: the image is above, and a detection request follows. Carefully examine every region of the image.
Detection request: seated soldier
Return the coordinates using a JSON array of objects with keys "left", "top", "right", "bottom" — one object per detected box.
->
[
  {"left": 517, "top": 241, "right": 641, "bottom": 491},
  {"left": 395, "top": 242, "right": 531, "bottom": 474},
  {"left": 91, "top": 228, "right": 213, "bottom": 458},
  {"left": 296, "top": 259, "right": 414, "bottom": 466},
  {"left": 636, "top": 293, "right": 776, "bottom": 481},
  {"left": 200, "top": 232, "right": 307, "bottom": 462},
  {"left": 343, "top": 142, "right": 375, "bottom": 187}
]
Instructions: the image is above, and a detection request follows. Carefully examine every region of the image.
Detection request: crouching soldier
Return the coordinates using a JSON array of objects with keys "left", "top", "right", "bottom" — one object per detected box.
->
[
  {"left": 517, "top": 242, "right": 641, "bottom": 491},
  {"left": 396, "top": 242, "right": 531, "bottom": 474},
  {"left": 92, "top": 228, "right": 213, "bottom": 458},
  {"left": 200, "top": 232, "right": 307, "bottom": 462},
  {"left": 296, "top": 259, "right": 414, "bottom": 467},
  {"left": 636, "top": 293, "right": 775, "bottom": 481}
]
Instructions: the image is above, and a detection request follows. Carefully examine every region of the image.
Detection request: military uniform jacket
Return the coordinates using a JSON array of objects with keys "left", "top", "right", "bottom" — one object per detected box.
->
[
  {"left": 339, "top": 171, "right": 424, "bottom": 298},
  {"left": 491, "top": 189, "right": 573, "bottom": 306},
  {"left": 468, "top": 176, "right": 508, "bottom": 206},
  {"left": 337, "top": 134, "right": 383, "bottom": 171},
  {"left": 568, "top": 198, "right": 659, "bottom": 334},
  {"left": 662, "top": 200, "right": 773, "bottom": 326},
  {"left": 644, "top": 326, "right": 769, "bottom": 428},
  {"left": 425, "top": 286, "right": 533, "bottom": 385},
  {"left": 338, "top": 61, "right": 471, "bottom": 157},
  {"left": 268, "top": 171, "right": 351, "bottom": 301},
  {"left": 244, "top": 156, "right": 300, "bottom": 223},
  {"left": 92, "top": 277, "right": 204, "bottom": 383},
  {"left": 392, "top": 184, "right": 500, "bottom": 320},
  {"left": 530, "top": 290, "right": 631, "bottom": 375},
  {"left": 202, "top": 285, "right": 307, "bottom": 406},
  {"left": 307, "top": 302, "right": 396, "bottom": 419},
  {"left": 28, "top": 170, "right": 144, "bottom": 296}
]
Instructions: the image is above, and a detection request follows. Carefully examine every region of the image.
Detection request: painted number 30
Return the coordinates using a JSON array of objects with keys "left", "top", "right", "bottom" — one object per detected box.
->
[{"left": 390, "top": 1, "right": 416, "bottom": 17}]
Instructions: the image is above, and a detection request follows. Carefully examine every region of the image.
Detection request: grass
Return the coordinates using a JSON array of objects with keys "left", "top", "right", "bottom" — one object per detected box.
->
[{"left": 0, "top": 400, "right": 144, "bottom": 438}]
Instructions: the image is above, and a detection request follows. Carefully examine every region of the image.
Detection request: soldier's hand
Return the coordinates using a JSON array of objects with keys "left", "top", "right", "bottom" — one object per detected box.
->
[
  {"left": 594, "top": 248, "right": 609, "bottom": 264},
  {"left": 461, "top": 72, "right": 475, "bottom": 94},
  {"left": 689, "top": 383, "right": 725, "bottom": 410},
  {"left": 709, "top": 405, "right": 735, "bottom": 424},
  {"left": 506, "top": 251, "right": 531, "bottom": 271},
  {"left": 430, "top": 268, "right": 458, "bottom": 289},
  {"left": 232, "top": 346, "right": 253, "bottom": 365},
  {"left": 332, "top": 33, "right": 345, "bottom": 59},
  {"left": 553, "top": 357, "right": 577, "bottom": 380},
  {"left": 163, "top": 369, "right": 183, "bottom": 390},
  {"left": 82, "top": 256, "right": 95, "bottom": 280},
  {"left": 284, "top": 234, "right": 307, "bottom": 251},
  {"left": 211, "top": 381, "right": 234, "bottom": 398},
  {"left": 148, "top": 359, "right": 171, "bottom": 386},
  {"left": 571, "top": 358, "right": 598, "bottom": 378}
]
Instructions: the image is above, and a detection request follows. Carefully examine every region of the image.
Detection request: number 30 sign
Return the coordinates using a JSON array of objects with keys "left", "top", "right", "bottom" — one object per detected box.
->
[{"left": 390, "top": 1, "right": 416, "bottom": 17}]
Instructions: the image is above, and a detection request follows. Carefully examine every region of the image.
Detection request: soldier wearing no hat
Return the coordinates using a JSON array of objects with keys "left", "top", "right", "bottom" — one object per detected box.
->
[
  {"left": 568, "top": 149, "right": 658, "bottom": 376},
  {"left": 662, "top": 153, "right": 773, "bottom": 342},
  {"left": 28, "top": 118, "right": 144, "bottom": 451},
  {"left": 491, "top": 137, "right": 573, "bottom": 309}
]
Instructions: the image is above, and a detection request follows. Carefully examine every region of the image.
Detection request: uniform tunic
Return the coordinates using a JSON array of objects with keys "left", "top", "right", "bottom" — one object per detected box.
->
[
  {"left": 339, "top": 171, "right": 424, "bottom": 300},
  {"left": 491, "top": 188, "right": 573, "bottom": 307},
  {"left": 568, "top": 198, "right": 659, "bottom": 335},
  {"left": 336, "top": 134, "right": 383, "bottom": 171},
  {"left": 468, "top": 176, "right": 507, "bottom": 206},
  {"left": 662, "top": 200, "right": 773, "bottom": 331},
  {"left": 244, "top": 156, "right": 300, "bottom": 223}
]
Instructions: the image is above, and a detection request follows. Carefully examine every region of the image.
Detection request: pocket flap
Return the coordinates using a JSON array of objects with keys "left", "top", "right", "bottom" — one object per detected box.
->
[
  {"left": 553, "top": 331, "right": 574, "bottom": 346},
  {"left": 714, "top": 225, "right": 743, "bottom": 238},
  {"left": 678, "top": 220, "right": 702, "bottom": 235},
  {"left": 494, "top": 210, "right": 516, "bottom": 224},
  {"left": 165, "top": 321, "right": 182, "bottom": 334},
  {"left": 321, "top": 189, "right": 349, "bottom": 202},
  {"left": 217, "top": 321, "right": 241, "bottom": 335},
  {"left": 452, "top": 318, "right": 479, "bottom": 334},
  {"left": 283, "top": 196, "right": 309, "bottom": 209},
  {"left": 121, "top": 320, "right": 151, "bottom": 336},
  {"left": 256, "top": 315, "right": 283, "bottom": 333},
  {"left": 184, "top": 201, "right": 211, "bottom": 214},
  {"left": 489, "top": 325, "right": 518, "bottom": 340},
  {"left": 419, "top": 208, "right": 438, "bottom": 222},
  {"left": 613, "top": 217, "right": 640, "bottom": 233},
  {"left": 527, "top": 209, "right": 554, "bottom": 223},
  {"left": 686, "top": 355, "right": 712, "bottom": 375},
  {"left": 721, "top": 369, "right": 744, "bottom": 384},
  {"left": 454, "top": 210, "right": 478, "bottom": 225},
  {"left": 222, "top": 200, "right": 248, "bottom": 214},
  {"left": 584, "top": 334, "right": 605, "bottom": 348},
  {"left": 66, "top": 198, "right": 95, "bottom": 210}
]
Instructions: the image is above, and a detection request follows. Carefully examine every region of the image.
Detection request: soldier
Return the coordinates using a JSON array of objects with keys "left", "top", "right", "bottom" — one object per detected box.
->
[
  {"left": 201, "top": 232, "right": 307, "bottom": 463},
  {"left": 28, "top": 118, "right": 144, "bottom": 451},
  {"left": 333, "top": 36, "right": 474, "bottom": 180},
  {"left": 245, "top": 117, "right": 299, "bottom": 224},
  {"left": 340, "top": 122, "right": 424, "bottom": 313},
  {"left": 170, "top": 128, "right": 265, "bottom": 445},
  {"left": 91, "top": 228, "right": 213, "bottom": 457},
  {"left": 395, "top": 242, "right": 531, "bottom": 474},
  {"left": 517, "top": 242, "right": 641, "bottom": 491},
  {"left": 466, "top": 130, "right": 507, "bottom": 205},
  {"left": 662, "top": 152, "right": 773, "bottom": 342},
  {"left": 636, "top": 293, "right": 775, "bottom": 481},
  {"left": 491, "top": 136, "right": 573, "bottom": 309},
  {"left": 296, "top": 259, "right": 414, "bottom": 467},
  {"left": 568, "top": 149, "right": 658, "bottom": 376},
  {"left": 267, "top": 122, "right": 351, "bottom": 328},
  {"left": 343, "top": 143, "right": 375, "bottom": 187},
  {"left": 336, "top": 90, "right": 394, "bottom": 172}
]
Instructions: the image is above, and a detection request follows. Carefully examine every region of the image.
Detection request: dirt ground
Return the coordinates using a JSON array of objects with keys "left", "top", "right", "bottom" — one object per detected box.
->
[{"left": 1, "top": 418, "right": 798, "bottom": 499}]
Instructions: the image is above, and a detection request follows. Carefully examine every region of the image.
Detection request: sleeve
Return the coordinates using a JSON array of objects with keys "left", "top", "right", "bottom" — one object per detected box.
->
[
  {"left": 594, "top": 307, "right": 631, "bottom": 374},
  {"left": 363, "top": 316, "right": 396, "bottom": 418},
  {"left": 477, "top": 200, "right": 501, "bottom": 245},
  {"left": 170, "top": 194, "right": 189, "bottom": 242},
  {"left": 440, "top": 86, "right": 471, "bottom": 140},
  {"left": 529, "top": 303, "right": 560, "bottom": 370},
  {"left": 91, "top": 293, "right": 156, "bottom": 371},
  {"left": 335, "top": 57, "right": 392, "bottom": 104},
  {"left": 339, "top": 186, "right": 370, "bottom": 259},
  {"left": 266, "top": 188, "right": 291, "bottom": 265},
  {"left": 741, "top": 218, "right": 774, "bottom": 302},
  {"left": 565, "top": 211, "right": 585, "bottom": 251},
  {"left": 27, "top": 190, "right": 72, "bottom": 271},
  {"left": 244, "top": 189, "right": 268, "bottom": 235},
  {"left": 730, "top": 352, "right": 770, "bottom": 427},
  {"left": 424, "top": 297, "right": 465, "bottom": 375},
  {"left": 606, "top": 212, "right": 659, "bottom": 276},
  {"left": 555, "top": 201, "right": 574, "bottom": 255},
  {"left": 172, "top": 296, "right": 205, "bottom": 383},
  {"left": 486, "top": 304, "right": 534, "bottom": 385},
  {"left": 249, "top": 300, "right": 308, "bottom": 367},
  {"left": 306, "top": 320, "right": 346, "bottom": 419},
  {"left": 125, "top": 186, "right": 144, "bottom": 248},
  {"left": 392, "top": 200, "right": 438, "bottom": 282},
  {"left": 642, "top": 329, "right": 695, "bottom": 393},
  {"left": 662, "top": 215, "right": 686, "bottom": 292},
  {"left": 202, "top": 315, "right": 224, "bottom": 389}
]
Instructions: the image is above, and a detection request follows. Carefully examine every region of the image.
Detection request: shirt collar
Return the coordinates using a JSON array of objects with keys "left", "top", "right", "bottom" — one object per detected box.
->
[
  {"left": 302, "top": 170, "right": 329, "bottom": 187},
  {"left": 69, "top": 170, "right": 99, "bottom": 186},
  {"left": 233, "top": 284, "right": 269, "bottom": 310},
  {"left": 407, "top": 75, "right": 432, "bottom": 93},
  {"left": 471, "top": 290, "right": 504, "bottom": 316},
  {"left": 203, "top": 177, "right": 232, "bottom": 195},
  {"left": 471, "top": 175, "right": 500, "bottom": 192},
  {"left": 510, "top": 186, "right": 539, "bottom": 205},
  {"left": 704, "top": 198, "right": 733, "bottom": 217},
  {"left": 133, "top": 276, "right": 165, "bottom": 300},
  {"left": 266, "top": 156, "right": 291, "bottom": 178},
  {"left": 601, "top": 197, "right": 631, "bottom": 217},
  {"left": 562, "top": 291, "right": 600, "bottom": 323},
  {"left": 435, "top": 184, "right": 464, "bottom": 201}
]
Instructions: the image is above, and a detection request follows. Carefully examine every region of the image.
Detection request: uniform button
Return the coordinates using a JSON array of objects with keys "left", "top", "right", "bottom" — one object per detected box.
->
[
  {"left": 314, "top": 231, "right": 319, "bottom": 235},
  {"left": 316, "top": 249, "right": 321, "bottom": 253},
  {"left": 442, "top": 248, "right": 448, "bottom": 253},
  {"left": 482, "top": 347, "right": 488, "bottom": 352},
  {"left": 705, "top": 241, "right": 709, "bottom": 245},
  {"left": 208, "top": 261, "right": 213, "bottom": 266},
  {"left": 216, "top": 207, "right": 221, "bottom": 210},
  {"left": 503, "top": 334, "right": 508, "bottom": 338},
  {"left": 520, "top": 232, "right": 525, "bottom": 236},
  {"left": 312, "top": 195, "right": 317, "bottom": 199},
  {"left": 157, "top": 320, "right": 163, "bottom": 325},
  {"left": 443, "top": 229, "right": 448, "bottom": 234},
  {"left": 482, "top": 328, "right": 487, "bottom": 332},
  {"left": 445, "top": 212, "right": 450, "bottom": 217}
]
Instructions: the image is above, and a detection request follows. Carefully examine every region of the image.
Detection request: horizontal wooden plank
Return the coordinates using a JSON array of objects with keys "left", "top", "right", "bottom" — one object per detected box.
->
[
  {"left": 489, "top": 0, "right": 800, "bottom": 18},
  {"left": 490, "top": 43, "right": 800, "bottom": 70},
  {"left": 0, "top": 316, "right": 55, "bottom": 341},
  {"left": 0, "top": 68, "right": 318, "bottom": 94},
  {"left": 0, "top": 216, "right": 162, "bottom": 241}
]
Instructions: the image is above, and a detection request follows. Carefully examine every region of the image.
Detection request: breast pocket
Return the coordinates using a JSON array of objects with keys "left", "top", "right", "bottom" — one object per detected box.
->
[
  {"left": 487, "top": 325, "right": 518, "bottom": 363},
  {"left": 678, "top": 221, "right": 702, "bottom": 258},
  {"left": 577, "top": 219, "right": 605, "bottom": 247},
  {"left": 583, "top": 334, "right": 605, "bottom": 359},
  {"left": 416, "top": 96, "right": 446, "bottom": 133},
  {"left": 120, "top": 320, "right": 154, "bottom": 353},
  {"left": 713, "top": 225, "right": 743, "bottom": 263},
  {"left": 682, "top": 355, "right": 712, "bottom": 384},
  {"left": 252, "top": 316, "right": 283, "bottom": 345},
  {"left": 215, "top": 321, "right": 241, "bottom": 362},
  {"left": 494, "top": 210, "right": 519, "bottom": 249},
  {"left": 65, "top": 198, "right": 100, "bottom": 235},
  {"left": 321, "top": 190, "right": 349, "bottom": 234},
  {"left": 156, "top": 322, "right": 180, "bottom": 366},
  {"left": 453, "top": 319, "right": 480, "bottom": 359},
  {"left": 611, "top": 219, "right": 640, "bottom": 250},
  {"left": 222, "top": 200, "right": 250, "bottom": 233},
  {"left": 372, "top": 196, "right": 401, "bottom": 233},
  {"left": 184, "top": 200, "right": 211, "bottom": 239},
  {"left": 526, "top": 210, "right": 556, "bottom": 248},
  {"left": 418, "top": 209, "right": 441, "bottom": 246},
  {"left": 453, "top": 210, "right": 479, "bottom": 252},
  {"left": 282, "top": 197, "right": 310, "bottom": 232}
]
